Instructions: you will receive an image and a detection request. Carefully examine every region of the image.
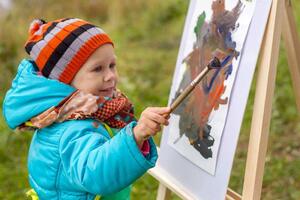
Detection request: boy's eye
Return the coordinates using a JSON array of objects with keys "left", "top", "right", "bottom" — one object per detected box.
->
[
  {"left": 93, "top": 66, "right": 102, "bottom": 72},
  {"left": 109, "top": 63, "right": 116, "bottom": 69}
]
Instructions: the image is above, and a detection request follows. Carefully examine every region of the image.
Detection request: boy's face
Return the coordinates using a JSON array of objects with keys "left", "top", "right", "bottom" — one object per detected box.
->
[{"left": 71, "top": 44, "right": 118, "bottom": 97}]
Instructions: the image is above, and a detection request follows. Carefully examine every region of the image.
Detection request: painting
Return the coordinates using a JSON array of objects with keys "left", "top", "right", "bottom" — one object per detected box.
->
[
  {"left": 156, "top": 0, "right": 272, "bottom": 198},
  {"left": 167, "top": 0, "right": 255, "bottom": 175}
]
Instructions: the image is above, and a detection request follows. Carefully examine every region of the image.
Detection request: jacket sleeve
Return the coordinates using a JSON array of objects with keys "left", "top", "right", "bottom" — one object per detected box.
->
[{"left": 58, "top": 121, "right": 158, "bottom": 195}]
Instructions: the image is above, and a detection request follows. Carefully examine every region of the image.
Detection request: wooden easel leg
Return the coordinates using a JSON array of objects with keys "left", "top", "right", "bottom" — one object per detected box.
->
[
  {"left": 282, "top": 0, "right": 300, "bottom": 113},
  {"left": 241, "top": 0, "right": 284, "bottom": 199},
  {"left": 157, "top": 183, "right": 172, "bottom": 200}
]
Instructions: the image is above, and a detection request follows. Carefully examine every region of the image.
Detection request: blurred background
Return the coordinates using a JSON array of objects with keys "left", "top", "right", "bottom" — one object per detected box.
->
[{"left": 0, "top": 0, "right": 299, "bottom": 199}]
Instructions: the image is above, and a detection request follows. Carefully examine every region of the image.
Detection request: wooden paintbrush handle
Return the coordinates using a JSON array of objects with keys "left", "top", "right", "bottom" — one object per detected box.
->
[{"left": 170, "top": 67, "right": 210, "bottom": 113}]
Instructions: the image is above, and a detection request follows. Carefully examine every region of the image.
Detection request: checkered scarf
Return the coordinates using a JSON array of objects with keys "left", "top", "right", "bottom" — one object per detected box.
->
[
  {"left": 20, "top": 90, "right": 136, "bottom": 130},
  {"left": 69, "top": 90, "right": 136, "bottom": 128}
]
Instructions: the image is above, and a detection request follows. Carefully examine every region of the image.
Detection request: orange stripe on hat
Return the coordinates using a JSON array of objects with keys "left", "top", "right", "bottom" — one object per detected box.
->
[{"left": 35, "top": 20, "right": 87, "bottom": 69}]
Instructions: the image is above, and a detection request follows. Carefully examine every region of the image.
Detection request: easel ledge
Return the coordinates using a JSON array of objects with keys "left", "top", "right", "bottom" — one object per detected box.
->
[
  {"left": 148, "top": 148, "right": 242, "bottom": 200},
  {"left": 148, "top": 0, "right": 300, "bottom": 199}
]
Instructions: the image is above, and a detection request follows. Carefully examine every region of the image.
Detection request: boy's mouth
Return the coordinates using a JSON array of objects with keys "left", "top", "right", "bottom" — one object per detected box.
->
[
  {"left": 98, "top": 87, "right": 115, "bottom": 96},
  {"left": 99, "top": 86, "right": 115, "bottom": 92}
]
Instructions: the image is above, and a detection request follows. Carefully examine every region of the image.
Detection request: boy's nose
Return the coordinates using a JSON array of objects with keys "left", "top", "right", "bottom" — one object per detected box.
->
[{"left": 104, "top": 69, "right": 116, "bottom": 82}]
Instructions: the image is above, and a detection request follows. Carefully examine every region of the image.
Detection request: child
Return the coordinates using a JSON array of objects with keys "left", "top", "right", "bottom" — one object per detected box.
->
[{"left": 2, "top": 18, "right": 170, "bottom": 200}]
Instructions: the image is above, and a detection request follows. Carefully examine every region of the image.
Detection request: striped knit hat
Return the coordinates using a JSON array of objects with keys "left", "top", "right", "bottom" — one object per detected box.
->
[{"left": 24, "top": 18, "right": 113, "bottom": 84}]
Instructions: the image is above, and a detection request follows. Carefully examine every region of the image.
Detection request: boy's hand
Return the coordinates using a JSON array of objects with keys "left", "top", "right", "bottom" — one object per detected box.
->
[{"left": 133, "top": 107, "right": 171, "bottom": 147}]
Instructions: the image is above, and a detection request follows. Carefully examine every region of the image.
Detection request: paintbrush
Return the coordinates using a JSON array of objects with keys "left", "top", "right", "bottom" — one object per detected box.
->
[
  {"left": 141, "top": 57, "right": 222, "bottom": 140},
  {"left": 168, "top": 57, "right": 222, "bottom": 113}
]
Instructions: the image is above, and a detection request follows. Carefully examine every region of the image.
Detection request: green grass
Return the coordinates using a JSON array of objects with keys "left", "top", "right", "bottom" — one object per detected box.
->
[{"left": 0, "top": 0, "right": 299, "bottom": 199}]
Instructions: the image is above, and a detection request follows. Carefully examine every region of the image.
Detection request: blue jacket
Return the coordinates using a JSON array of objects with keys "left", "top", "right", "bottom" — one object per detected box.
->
[{"left": 2, "top": 59, "right": 158, "bottom": 200}]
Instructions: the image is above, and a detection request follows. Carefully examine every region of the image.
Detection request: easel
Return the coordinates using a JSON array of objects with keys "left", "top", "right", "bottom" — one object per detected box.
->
[{"left": 148, "top": 0, "right": 300, "bottom": 199}]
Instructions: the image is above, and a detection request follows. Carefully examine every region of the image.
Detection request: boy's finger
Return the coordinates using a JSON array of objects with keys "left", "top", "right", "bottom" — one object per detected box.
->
[
  {"left": 144, "top": 111, "right": 168, "bottom": 125},
  {"left": 142, "top": 119, "right": 157, "bottom": 130},
  {"left": 162, "top": 113, "right": 170, "bottom": 119},
  {"left": 143, "top": 118, "right": 162, "bottom": 132},
  {"left": 149, "top": 107, "right": 171, "bottom": 115}
]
